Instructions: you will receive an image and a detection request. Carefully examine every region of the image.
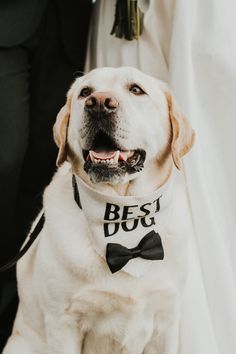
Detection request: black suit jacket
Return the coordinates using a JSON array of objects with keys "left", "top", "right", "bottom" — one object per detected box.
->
[
  {"left": 0, "top": 0, "right": 48, "bottom": 47},
  {"left": 57, "top": 0, "right": 93, "bottom": 66},
  {"left": 0, "top": 0, "right": 93, "bottom": 66}
]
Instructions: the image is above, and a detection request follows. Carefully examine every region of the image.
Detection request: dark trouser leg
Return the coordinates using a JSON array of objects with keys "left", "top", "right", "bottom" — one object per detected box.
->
[
  {"left": 16, "top": 1, "right": 78, "bottom": 238},
  {"left": 0, "top": 1, "right": 87, "bottom": 350},
  {"left": 0, "top": 46, "right": 30, "bottom": 350}
]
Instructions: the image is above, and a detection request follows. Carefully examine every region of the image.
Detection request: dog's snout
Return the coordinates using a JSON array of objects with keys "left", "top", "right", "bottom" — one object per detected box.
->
[
  {"left": 85, "top": 92, "right": 118, "bottom": 115},
  {"left": 104, "top": 97, "right": 119, "bottom": 110},
  {"left": 85, "top": 96, "right": 97, "bottom": 110}
]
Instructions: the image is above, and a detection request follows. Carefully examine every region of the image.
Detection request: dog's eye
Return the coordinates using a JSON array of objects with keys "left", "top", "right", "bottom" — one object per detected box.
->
[
  {"left": 79, "top": 87, "right": 93, "bottom": 98},
  {"left": 129, "top": 84, "right": 146, "bottom": 95}
]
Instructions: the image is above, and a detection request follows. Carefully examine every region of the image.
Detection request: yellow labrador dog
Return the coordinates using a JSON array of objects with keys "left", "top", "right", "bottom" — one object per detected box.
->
[{"left": 3, "top": 67, "right": 195, "bottom": 354}]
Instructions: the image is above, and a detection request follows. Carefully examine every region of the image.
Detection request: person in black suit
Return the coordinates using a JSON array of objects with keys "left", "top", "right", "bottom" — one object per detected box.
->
[{"left": 0, "top": 0, "right": 93, "bottom": 349}]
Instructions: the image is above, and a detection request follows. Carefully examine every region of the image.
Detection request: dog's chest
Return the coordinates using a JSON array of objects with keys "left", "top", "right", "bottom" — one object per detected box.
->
[{"left": 67, "top": 278, "right": 164, "bottom": 346}]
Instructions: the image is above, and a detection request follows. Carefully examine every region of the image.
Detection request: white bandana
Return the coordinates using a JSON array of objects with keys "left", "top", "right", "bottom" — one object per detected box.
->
[{"left": 75, "top": 176, "right": 173, "bottom": 277}]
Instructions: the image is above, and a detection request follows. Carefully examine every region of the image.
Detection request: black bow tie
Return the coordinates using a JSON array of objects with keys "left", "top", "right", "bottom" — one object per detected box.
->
[{"left": 106, "top": 230, "right": 164, "bottom": 274}]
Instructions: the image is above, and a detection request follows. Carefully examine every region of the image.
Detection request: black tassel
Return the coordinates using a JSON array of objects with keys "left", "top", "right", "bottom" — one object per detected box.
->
[{"left": 111, "top": 0, "right": 143, "bottom": 40}]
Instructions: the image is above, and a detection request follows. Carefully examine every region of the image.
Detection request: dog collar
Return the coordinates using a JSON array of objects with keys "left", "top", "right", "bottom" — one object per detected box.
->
[{"left": 72, "top": 174, "right": 174, "bottom": 277}]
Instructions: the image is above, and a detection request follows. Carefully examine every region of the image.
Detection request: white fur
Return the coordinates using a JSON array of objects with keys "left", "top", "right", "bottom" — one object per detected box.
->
[{"left": 3, "top": 67, "right": 193, "bottom": 354}]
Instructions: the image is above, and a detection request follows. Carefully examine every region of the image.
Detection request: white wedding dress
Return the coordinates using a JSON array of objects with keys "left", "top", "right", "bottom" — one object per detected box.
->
[{"left": 85, "top": 1, "right": 236, "bottom": 353}]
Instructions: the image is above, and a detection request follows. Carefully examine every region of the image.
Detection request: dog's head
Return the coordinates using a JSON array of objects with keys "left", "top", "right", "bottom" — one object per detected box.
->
[{"left": 54, "top": 67, "right": 195, "bottom": 185}]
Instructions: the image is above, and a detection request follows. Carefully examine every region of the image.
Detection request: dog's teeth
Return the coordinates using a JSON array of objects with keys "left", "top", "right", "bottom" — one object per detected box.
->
[
  {"left": 89, "top": 153, "right": 118, "bottom": 164},
  {"left": 89, "top": 151, "right": 95, "bottom": 162},
  {"left": 113, "top": 151, "right": 120, "bottom": 163}
]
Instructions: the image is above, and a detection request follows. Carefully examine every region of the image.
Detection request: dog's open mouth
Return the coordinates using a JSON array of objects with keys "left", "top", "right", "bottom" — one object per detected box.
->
[
  {"left": 82, "top": 131, "right": 146, "bottom": 183},
  {"left": 87, "top": 149, "right": 135, "bottom": 164}
]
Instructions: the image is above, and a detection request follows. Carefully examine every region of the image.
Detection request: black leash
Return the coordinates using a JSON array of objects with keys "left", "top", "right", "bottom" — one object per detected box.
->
[
  {"left": 0, "top": 175, "right": 82, "bottom": 272},
  {"left": 72, "top": 174, "right": 82, "bottom": 209},
  {"left": 0, "top": 214, "right": 45, "bottom": 272}
]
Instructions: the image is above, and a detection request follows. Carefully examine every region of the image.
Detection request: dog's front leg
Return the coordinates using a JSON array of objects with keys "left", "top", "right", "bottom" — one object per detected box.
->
[
  {"left": 143, "top": 308, "right": 180, "bottom": 354},
  {"left": 45, "top": 313, "right": 84, "bottom": 354}
]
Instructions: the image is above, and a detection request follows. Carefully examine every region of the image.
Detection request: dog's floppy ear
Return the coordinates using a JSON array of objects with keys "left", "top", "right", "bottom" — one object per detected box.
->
[
  {"left": 53, "top": 90, "right": 72, "bottom": 167},
  {"left": 165, "top": 92, "right": 195, "bottom": 169}
]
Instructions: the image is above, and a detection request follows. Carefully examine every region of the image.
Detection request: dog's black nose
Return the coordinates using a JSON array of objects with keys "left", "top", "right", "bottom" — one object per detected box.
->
[{"left": 85, "top": 92, "right": 119, "bottom": 115}]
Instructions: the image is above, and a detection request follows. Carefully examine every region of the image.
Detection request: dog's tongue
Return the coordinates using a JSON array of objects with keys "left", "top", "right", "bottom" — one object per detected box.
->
[
  {"left": 89, "top": 150, "right": 131, "bottom": 162},
  {"left": 92, "top": 151, "right": 116, "bottom": 160}
]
